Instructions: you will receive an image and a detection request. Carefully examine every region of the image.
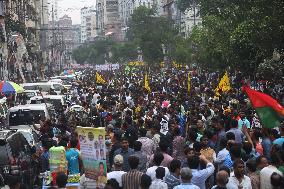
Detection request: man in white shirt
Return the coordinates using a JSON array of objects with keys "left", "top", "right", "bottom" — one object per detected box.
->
[
  {"left": 226, "top": 159, "right": 252, "bottom": 189},
  {"left": 146, "top": 152, "right": 170, "bottom": 181},
  {"left": 260, "top": 153, "right": 283, "bottom": 189},
  {"left": 107, "top": 155, "right": 126, "bottom": 188},
  {"left": 149, "top": 167, "right": 168, "bottom": 189}
]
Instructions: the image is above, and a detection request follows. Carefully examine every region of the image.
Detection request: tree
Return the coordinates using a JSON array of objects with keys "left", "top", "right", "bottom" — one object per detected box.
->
[
  {"left": 187, "top": 0, "right": 284, "bottom": 75},
  {"left": 127, "top": 6, "right": 178, "bottom": 65}
]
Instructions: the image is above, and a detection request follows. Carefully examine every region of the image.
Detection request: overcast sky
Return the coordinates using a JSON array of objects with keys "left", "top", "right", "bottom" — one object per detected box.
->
[{"left": 56, "top": 0, "right": 96, "bottom": 24}]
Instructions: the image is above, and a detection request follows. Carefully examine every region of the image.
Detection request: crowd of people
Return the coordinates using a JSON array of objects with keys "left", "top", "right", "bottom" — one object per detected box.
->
[{"left": 3, "top": 67, "right": 284, "bottom": 189}]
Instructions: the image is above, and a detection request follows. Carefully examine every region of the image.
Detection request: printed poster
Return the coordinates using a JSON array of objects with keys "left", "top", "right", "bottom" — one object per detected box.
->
[{"left": 77, "top": 127, "right": 107, "bottom": 187}]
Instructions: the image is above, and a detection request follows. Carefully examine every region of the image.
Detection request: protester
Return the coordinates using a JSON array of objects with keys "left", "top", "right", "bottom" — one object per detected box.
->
[
  {"left": 187, "top": 155, "right": 215, "bottom": 189},
  {"left": 114, "top": 137, "right": 134, "bottom": 171},
  {"left": 149, "top": 167, "right": 168, "bottom": 189},
  {"left": 227, "top": 159, "right": 252, "bottom": 189},
  {"left": 56, "top": 172, "right": 68, "bottom": 189},
  {"left": 107, "top": 155, "right": 126, "bottom": 188},
  {"left": 165, "top": 160, "right": 181, "bottom": 189},
  {"left": 211, "top": 170, "right": 229, "bottom": 189},
  {"left": 146, "top": 152, "right": 170, "bottom": 181},
  {"left": 121, "top": 156, "right": 143, "bottom": 189},
  {"left": 173, "top": 167, "right": 200, "bottom": 189}
]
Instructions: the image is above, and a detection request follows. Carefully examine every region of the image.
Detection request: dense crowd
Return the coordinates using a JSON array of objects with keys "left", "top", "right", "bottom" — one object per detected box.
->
[{"left": 3, "top": 67, "right": 284, "bottom": 189}]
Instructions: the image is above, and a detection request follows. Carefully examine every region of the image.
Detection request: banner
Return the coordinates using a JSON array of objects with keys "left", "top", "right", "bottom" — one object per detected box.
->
[{"left": 77, "top": 127, "right": 107, "bottom": 188}]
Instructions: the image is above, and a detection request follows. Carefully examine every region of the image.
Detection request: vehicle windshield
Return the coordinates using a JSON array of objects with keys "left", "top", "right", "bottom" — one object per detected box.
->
[
  {"left": 9, "top": 110, "right": 45, "bottom": 126},
  {"left": 44, "top": 98, "right": 62, "bottom": 109}
]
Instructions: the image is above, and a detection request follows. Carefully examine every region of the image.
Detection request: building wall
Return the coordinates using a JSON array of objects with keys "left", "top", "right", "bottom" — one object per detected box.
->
[{"left": 80, "top": 6, "right": 96, "bottom": 43}]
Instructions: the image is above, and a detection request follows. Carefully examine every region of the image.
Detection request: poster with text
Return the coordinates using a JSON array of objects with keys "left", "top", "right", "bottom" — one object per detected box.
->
[{"left": 77, "top": 126, "right": 107, "bottom": 187}]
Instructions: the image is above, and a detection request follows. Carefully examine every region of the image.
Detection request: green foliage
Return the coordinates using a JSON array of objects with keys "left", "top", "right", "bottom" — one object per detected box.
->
[
  {"left": 127, "top": 6, "right": 178, "bottom": 65},
  {"left": 72, "top": 40, "right": 113, "bottom": 64},
  {"left": 110, "top": 42, "right": 137, "bottom": 63},
  {"left": 188, "top": 0, "right": 284, "bottom": 75}
]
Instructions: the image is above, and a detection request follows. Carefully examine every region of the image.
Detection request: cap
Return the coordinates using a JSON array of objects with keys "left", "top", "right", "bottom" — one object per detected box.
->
[{"left": 114, "top": 154, "right": 123, "bottom": 165}]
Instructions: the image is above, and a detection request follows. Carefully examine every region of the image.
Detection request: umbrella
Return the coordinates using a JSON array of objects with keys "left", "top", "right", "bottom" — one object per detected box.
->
[{"left": 0, "top": 81, "right": 24, "bottom": 93}]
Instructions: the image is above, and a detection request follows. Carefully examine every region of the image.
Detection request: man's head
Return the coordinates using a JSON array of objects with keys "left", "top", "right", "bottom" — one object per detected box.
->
[
  {"left": 113, "top": 154, "right": 123, "bottom": 168},
  {"left": 139, "top": 128, "right": 147, "bottom": 137},
  {"left": 187, "top": 155, "right": 200, "bottom": 170},
  {"left": 180, "top": 167, "right": 193, "bottom": 183},
  {"left": 169, "top": 159, "right": 181, "bottom": 175},
  {"left": 229, "top": 145, "right": 241, "bottom": 160},
  {"left": 56, "top": 172, "right": 68, "bottom": 188},
  {"left": 70, "top": 138, "right": 78, "bottom": 148},
  {"left": 216, "top": 170, "right": 229, "bottom": 187},
  {"left": 104, "top": 178, "right": 120, "bottom": 189},
  {"left": 233, "top": 159, "right": 245, "bottom": 178},
  {"left": 158, "top": 139, "right": 168, "bottom": 152},
  {"left": 153, "top": 152, "right": 164, "bottom": 166},
  {"left": 256, "top": 155, "right": 269, "bottom": 170},
  {"left": 140, "top": 174, "right": 152, "bottom": 189},
  {"left": 128, "top": 155, "right": 139, "bottom": 170},
  {"left": 133, "top": 141, "right": 142, "bottom": 152},
  {"left": 155, "top": 167, "right": 165, "bottom": 180},
  {"left": 121, "top": 137, "right": 129, "bottom": 150}
]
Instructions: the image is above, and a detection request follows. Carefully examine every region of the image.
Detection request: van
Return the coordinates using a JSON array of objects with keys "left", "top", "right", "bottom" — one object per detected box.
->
[
  {"left": 7, "top": 104, "right": 54, "bottom": 132},
  {"left": 29, "top": 95, "right": 66, "bottom": 111},
  {"left": 20, "top": 82, "right": 64, "bottom": 95}
]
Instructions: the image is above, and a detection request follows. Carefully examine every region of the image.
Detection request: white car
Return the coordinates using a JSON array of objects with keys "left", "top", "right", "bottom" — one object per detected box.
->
[{"left": 7, "top": 104, "right": 54, "bottom": 134}]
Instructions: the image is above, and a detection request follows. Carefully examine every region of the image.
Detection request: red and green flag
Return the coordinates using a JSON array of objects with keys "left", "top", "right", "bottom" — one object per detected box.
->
[{"left": 243, "top": 86, "right": 284, "bottom": 128}]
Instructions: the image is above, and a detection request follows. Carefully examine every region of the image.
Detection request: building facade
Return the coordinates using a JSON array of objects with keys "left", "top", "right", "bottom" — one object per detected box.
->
[
  {"left": 163, "top": 0, "right": 201, "bottom": 37},
  {"left": 80, "top": 6, "right": 97, "bottom": 43}
]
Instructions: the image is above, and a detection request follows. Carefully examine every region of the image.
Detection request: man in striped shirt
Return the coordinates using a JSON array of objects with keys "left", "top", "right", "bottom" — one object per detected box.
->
[{"left": 122, "top": 155, "right": 143, "bottom": 189}]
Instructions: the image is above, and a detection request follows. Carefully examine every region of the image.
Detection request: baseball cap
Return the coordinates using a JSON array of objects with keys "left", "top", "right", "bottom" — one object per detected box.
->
[{"left": 114, "top": 155, "right": 123, "bottom": 165}]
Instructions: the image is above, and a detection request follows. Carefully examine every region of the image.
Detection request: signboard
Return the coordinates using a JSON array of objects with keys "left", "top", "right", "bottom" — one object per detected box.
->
[{"left": 77, "top": 127, "right": 107, "bottom": 188}]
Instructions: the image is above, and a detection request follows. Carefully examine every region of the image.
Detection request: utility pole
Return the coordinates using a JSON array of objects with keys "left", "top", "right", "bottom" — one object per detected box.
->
[{"left": 51, "top": 4, "right": 54, "bottom": 72}]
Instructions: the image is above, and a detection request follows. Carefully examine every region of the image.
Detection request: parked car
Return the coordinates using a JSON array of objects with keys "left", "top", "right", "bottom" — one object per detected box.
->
[
  {"left": 20, "top": 82, "right": 64, "bottom": 95},
  {"left": 0, "top": 131, "right": 36, "bottom": 187},
  {"left": 29, "top": 95, "right": 66, "bottom": 111},
  {"left": 7, "top": 104, "right": 54, "bottom": 134}
]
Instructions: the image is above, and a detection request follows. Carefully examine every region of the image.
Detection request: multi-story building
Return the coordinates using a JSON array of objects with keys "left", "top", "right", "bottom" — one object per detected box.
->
[
  {"left": 118, "top": 0, "right": 165, "bottom": 27},
  {"left": 96, "top": 0, "right": 105, "bottom": 36},
  {"left": 72, "top": 24, "right": 81, "bottom": 49},
  {"left": 104, "top": 0, "right": 123, "bottom": 41},
  {"left": 80, "top": 6, "right": 97, "bottom": 43},
  {"left": 163, "top": 0, "right": 201, "bottom": 36}
]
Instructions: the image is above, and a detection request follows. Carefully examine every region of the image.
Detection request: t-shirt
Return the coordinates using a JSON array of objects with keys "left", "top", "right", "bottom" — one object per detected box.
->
[{"left": 66, "top": 148, "right": 80, "bottom": 174}]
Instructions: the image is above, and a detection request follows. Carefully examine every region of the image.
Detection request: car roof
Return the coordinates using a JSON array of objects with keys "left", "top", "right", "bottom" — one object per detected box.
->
[
  {"left": 30, "top": 95, "right": 64, "bottom": 100},
  {"left": 21, "top": 83, "right": 52, "bottom": 86},
  {"left": 8, "top": 104, "right": 52, "bottom": 111}
]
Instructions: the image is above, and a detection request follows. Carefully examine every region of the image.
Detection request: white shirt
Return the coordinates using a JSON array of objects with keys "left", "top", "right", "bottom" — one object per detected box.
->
[
  {"left": 146, "top": 166, "right": 170, "bottom": 181},
  {"left": 226, "top": 173, "right": 252, "bottom": 189},
  {"left": 149, "top": 179, "right": 168, "bottom": 189},
  {"left": 107, "top": 170, "right": 126, "bottom": 187},
  {"left": 260, "top": 165, "right": 283, "bottom": 189}
]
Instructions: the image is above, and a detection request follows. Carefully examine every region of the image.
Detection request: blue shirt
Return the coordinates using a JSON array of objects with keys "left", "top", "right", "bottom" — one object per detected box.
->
[
  {"left": 262, "top": 137, "right": 272, "bottom": 159},
  {"left": 66, "top": 148, "right": 80, "bottom": 174},
  {"left": 238, "top": 118, "right": 250, "bottom": 130},
  {"left": 223, "top": 154, "right": 233, "bottom": 169},
  {"left": 165, "top": 173, "right": 180, "bottom": 189},
  {"left": 173, "top": 183, "right": 200, "bottom": 189},
  {"left": 273, "top": 137, "right": 284, "bottom": 147},
  {"left": 191, "top": 163, "right": 215, "bottom": 189}
]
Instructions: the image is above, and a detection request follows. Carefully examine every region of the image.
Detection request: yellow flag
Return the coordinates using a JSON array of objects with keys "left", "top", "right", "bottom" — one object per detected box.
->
[
  {"left": 215, "top": 71, "right": 231, "bottom": 96},
  {"left": 96, "top": 72, "right": 107, "bottom": 84},
  {"left": 187, "top": 72, "right": 191, "bottom": 94},
  {"left": 144, "top": 73, "right": 151, "bottom": 93}
]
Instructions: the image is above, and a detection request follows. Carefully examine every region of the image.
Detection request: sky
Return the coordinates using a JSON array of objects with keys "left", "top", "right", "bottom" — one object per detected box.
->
[{"left": 55, "top": 0, "right": 96, "bottom": 24}]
